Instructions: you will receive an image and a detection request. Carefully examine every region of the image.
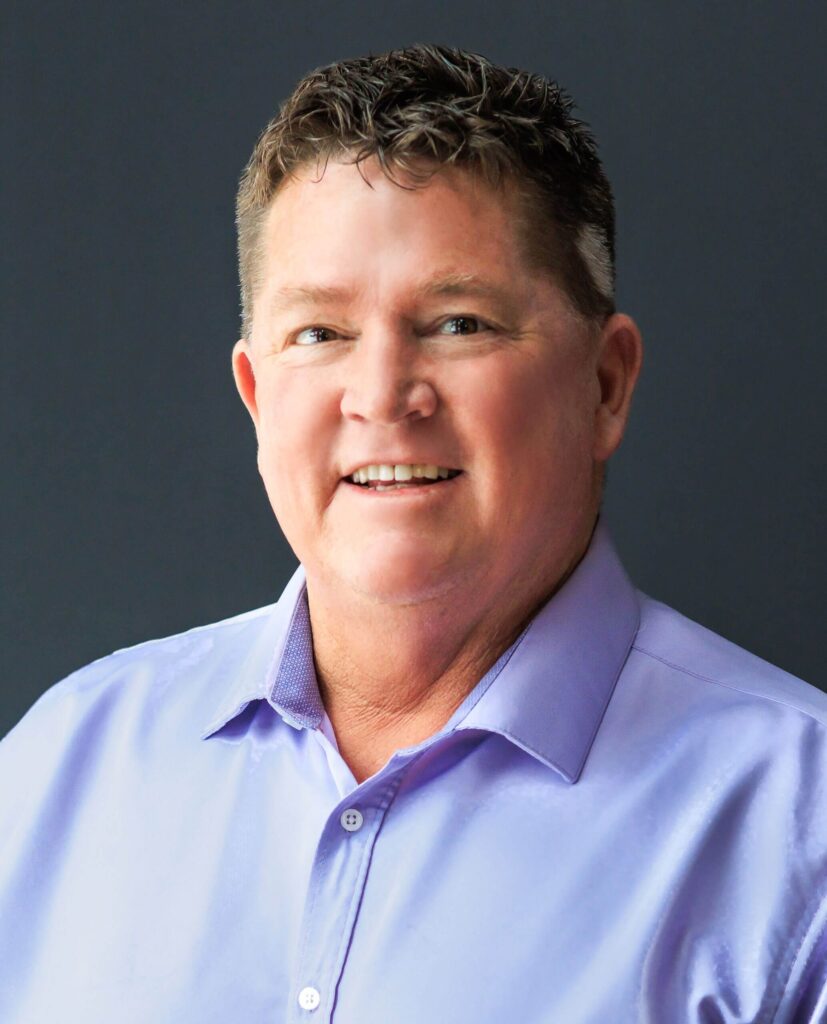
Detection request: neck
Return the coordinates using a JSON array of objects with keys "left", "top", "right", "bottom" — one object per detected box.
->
[{"left": 306, "top": 518, "right": 597, "bottom": 783}]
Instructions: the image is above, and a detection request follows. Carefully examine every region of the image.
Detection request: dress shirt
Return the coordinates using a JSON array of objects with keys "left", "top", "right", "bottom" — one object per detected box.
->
[{"left": 1, "top": 521, "right": 827, "bottom": 1023}]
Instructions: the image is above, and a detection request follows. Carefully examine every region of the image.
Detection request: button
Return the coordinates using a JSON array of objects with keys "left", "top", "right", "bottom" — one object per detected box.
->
[
  {"left": 298, "top": 986, "right": 321, "bottom": 1011},
  {"left": 340, "top": 807, "right": 363, "bottom": 832}
]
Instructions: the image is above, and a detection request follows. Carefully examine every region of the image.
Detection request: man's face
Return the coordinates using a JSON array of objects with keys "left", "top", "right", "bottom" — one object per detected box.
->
[{"left": 233, "top": 158, "right": 620, "bottom": 608}]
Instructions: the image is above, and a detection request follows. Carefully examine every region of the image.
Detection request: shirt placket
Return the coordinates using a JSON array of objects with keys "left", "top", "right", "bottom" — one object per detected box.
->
[{"left": 286, "top": 760, "right": 411, "bottom": 1023}]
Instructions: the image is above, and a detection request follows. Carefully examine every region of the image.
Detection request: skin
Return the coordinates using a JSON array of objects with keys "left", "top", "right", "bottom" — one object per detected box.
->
[{"left": 232, "top": 156, "right": 643, "bottom": 783}]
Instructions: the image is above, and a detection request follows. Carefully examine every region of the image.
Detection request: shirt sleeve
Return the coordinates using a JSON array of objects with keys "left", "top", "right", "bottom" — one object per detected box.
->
[{"left": 775, "top": 892, "right": 827, "bottom": 1023}]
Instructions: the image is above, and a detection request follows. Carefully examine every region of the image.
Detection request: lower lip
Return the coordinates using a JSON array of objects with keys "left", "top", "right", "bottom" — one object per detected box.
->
[{"left": 341, "top": 474, "right": 463, "bottom": 499}]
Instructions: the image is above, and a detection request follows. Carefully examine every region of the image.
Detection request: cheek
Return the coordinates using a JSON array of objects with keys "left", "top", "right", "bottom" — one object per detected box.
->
[
  {"left": 472, "top": 361, "right": 596, "bottom": 556},
  {"left": 459, "top": 354, "right": 592, "bottom": 471},
  {"left": 255, "top": 373, "right": 337, "bottom": 503}
]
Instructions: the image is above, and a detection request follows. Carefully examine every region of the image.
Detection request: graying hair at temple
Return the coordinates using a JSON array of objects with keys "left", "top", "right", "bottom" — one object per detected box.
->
[{"left": 234, "top": 43, "right": 617, "bottom": 339}]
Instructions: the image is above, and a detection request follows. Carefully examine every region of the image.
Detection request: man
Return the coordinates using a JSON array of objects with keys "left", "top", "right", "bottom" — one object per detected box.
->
[{"left": 1, "top": 43, "right": 825, "bottom": 1023}]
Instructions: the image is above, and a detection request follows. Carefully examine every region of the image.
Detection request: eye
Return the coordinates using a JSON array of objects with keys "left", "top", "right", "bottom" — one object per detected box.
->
[
  {"left": 294, "top": 325, "right": 340, "bottom": 346},
  {"left": 436, "top": 315, "right": 489, "bottom": 336}
]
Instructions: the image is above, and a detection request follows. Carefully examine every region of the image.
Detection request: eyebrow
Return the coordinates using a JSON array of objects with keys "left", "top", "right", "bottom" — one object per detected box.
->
[{"left": 268, "top": 272, "right": 518, "bottom": 315}]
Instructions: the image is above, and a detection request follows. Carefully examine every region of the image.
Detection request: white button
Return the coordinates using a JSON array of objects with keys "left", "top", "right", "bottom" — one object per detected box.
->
[
  {"left": 340, "top": 807, "right": 363, "bottom": 832},
  {"left": 298, "top": 986, "right": 321, "bottom": 1010}
]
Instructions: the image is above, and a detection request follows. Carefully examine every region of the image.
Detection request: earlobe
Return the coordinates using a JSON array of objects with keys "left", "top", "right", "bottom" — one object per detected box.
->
[
  {"left": 232, "top": 339, "right": 259, "bottom": 427},
  {"left": 593, "top": 314, "right": 643, "bottom": 462}
]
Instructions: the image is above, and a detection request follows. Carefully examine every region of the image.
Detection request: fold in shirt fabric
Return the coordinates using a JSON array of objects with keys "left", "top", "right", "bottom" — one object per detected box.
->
[{"left": 1, "top": 520, "right": 826, "bottom": 1023}]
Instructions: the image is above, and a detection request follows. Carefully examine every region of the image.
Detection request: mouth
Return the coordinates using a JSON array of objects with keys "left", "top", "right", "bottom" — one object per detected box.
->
[{"left": 342, "top": 463, "right": 462, "bottom": 493}]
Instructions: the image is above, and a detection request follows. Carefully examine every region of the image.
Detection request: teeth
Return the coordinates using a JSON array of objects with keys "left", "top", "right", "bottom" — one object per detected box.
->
[{"left": 349, "top": 463, "right": 458, "bottom": 485}]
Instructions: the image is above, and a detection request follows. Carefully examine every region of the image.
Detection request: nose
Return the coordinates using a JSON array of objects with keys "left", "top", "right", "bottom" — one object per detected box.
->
[{"left": 339, "top": 330, "right": 437, "bottom": 425}]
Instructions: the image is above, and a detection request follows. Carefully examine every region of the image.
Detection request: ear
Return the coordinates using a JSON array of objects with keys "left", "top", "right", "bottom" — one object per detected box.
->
[
  {"left": 232, "top": 338, "right": 259, "bottom": 429},
  {"left": 592, "top": 313, "right": 643, "bottom": 462}
]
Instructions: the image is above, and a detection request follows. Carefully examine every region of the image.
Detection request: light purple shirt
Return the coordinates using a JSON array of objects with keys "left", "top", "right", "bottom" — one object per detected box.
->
[{"left": 2, "top": 521, "right": 826, "bottom": 1022}]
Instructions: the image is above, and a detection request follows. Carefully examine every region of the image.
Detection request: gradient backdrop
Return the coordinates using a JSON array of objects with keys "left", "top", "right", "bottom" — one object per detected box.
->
[{"left": 2, "top": 0, "right": 825, "bottom": 737}]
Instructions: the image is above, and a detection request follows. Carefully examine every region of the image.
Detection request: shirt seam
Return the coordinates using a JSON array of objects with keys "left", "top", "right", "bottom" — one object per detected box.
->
[
  {"left": 329, "top": 769, "right": 411, "bottom": 1019},
  {"left": 631, "top": 644, "right": 827, "bottom": 731},
  {"left": 450, "top": 623, "right": 533, "bottom": 724},
  {"left": 100, "top": 604, "right": 278, "bottom": 670},
  {"left": 574, "top": 596, "right": 642, "bottom": 781},
  {"left": 768, "top": 888, "right": 827, "bottom": 1022},
  {"left": 478, "top": 727, "right": 571, "bottom": 779},
  {"left": 323, "top": 811, "right": 382, "bottom": 1018}
]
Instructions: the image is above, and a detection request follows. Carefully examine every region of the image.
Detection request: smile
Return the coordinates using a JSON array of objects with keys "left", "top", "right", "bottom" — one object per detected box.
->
[{"left": 346, "top": 463, "right": 462, "bottom": 490}]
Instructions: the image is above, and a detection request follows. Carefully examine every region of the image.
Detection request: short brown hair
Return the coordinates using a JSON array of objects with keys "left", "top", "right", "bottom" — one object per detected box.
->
[{"left": 235, "top": 43, "right": 616, "bottom": 339}]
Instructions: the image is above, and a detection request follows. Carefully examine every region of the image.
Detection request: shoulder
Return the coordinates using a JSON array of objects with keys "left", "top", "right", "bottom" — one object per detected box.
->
[
  {"left": 629, "top": 592, "right": 827, "bottom": 728},
  {"left": 10, "top": 603, "right": 274, "bottom": 723},
  {"left": 0, "top": 604, "right": 276, "bottom": 792},
  {"left": 619, "top": 597, "right": 827, "bottom": 1020}
]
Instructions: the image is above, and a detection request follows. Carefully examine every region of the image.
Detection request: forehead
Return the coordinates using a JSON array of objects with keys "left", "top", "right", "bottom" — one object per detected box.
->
[{"left": 257, "top": 158, "right": 532, "bottom": 295}]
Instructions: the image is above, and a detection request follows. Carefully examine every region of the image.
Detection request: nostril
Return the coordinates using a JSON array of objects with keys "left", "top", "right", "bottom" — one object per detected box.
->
[{"left": 340, "top": 377, "right": 438, "bottom": 425}]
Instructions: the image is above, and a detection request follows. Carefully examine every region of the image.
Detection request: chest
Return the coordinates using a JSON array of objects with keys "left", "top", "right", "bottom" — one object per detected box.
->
[{"left": 3, "top": 731, "right": 794, "bottom": 1024}]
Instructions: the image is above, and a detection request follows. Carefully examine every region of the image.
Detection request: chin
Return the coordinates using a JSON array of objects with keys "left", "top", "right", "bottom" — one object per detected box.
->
[{"left": 333, "top": 550, "right": 463, "bottom": 607}]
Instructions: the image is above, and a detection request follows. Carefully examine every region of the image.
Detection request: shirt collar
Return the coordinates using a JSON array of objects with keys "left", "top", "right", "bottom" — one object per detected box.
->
[
  {"left": 455, "top": 519, "right": 640, "bottom": 783},
  {"left": 199, "top": 566, "right": 310, "bottom": 740},
  {"left": 201, "top": 519, "right": 640, "bottom": 784}
]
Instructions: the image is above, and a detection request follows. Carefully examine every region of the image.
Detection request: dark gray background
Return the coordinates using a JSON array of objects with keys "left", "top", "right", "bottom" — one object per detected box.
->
[{"left": 2, "top": 1, "right": 825, "bottom": 739}]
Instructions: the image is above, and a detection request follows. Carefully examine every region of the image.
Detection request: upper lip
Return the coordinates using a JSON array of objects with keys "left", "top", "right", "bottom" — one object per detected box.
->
[{"left": 341, "top": 458, "right": 462, "bottom": 478}]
